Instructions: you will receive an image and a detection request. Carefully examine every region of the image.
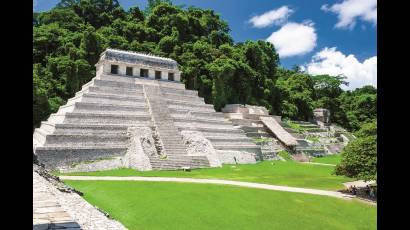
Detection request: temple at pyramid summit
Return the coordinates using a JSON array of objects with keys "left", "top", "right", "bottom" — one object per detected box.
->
[{"left": 33, "top": 49, "right": 264, "bottom": 172}]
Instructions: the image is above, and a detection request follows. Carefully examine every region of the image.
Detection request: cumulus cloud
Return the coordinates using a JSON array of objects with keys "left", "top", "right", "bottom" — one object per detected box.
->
[
  {"left": 266, "top": 21, "right": 317, "bottom": 58},
  {"left": 248, "top": 6, "right": 294, "bottom": 28},
  {"left": 303, "top": 47, "right": 377, "bottom": 90},
  {"left": 322, "top": 0, "right": 377, "bottom": 29}
]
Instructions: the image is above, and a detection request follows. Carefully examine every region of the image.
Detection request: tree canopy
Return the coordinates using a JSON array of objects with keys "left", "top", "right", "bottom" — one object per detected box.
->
[{"left": 335, "top": 120, "right": 377, "bottom": 182}]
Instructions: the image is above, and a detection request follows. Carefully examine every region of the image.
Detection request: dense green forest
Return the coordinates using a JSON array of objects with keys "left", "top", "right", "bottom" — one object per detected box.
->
[{"left": 33, "top": 0, "right": 376, "bottom": 132}]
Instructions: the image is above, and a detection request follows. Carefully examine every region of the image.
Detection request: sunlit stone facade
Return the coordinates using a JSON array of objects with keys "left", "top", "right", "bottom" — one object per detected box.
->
[{"left": 95, "top": 48, "right": 181, "bottom": 81}]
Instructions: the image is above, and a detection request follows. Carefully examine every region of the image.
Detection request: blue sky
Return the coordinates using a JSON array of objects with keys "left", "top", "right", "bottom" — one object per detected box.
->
[{"left": 34, "top": 0, "right": 377, "bottom": 89}]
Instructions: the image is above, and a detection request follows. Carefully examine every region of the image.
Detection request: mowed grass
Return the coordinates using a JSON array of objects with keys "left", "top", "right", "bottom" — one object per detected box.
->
[
  {"left": 65, "top": 180, "right": 376, "bottom": 230},
  {"left": 60, "top": 161, "right": 352, "bottom": 190},
  {"left": 311, "top": 154, "right": 342, "bottom": 165}
]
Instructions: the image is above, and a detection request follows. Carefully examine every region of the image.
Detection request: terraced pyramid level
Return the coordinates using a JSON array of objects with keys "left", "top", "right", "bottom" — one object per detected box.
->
[
  {"left": 33, "top": 49, "right": 260, "bottom": 171},
  {"left": 221, "top": 104, "right": 287, "bottom": 160}
]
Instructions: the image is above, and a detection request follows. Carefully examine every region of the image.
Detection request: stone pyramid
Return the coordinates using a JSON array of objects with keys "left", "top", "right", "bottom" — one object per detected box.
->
[{"left": 33, "top": 49, "right": 261, "bottom": 171}]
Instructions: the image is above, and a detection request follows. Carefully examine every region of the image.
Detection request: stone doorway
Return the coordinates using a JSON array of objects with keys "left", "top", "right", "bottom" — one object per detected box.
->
[{"left": 140, "top": 69, "right": 149, "bottom": 78}]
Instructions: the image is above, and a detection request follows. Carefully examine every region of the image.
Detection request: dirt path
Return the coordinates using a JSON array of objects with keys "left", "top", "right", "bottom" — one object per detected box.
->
[{"left": 60, "top": 175, "right": 355, "bottom": 200}]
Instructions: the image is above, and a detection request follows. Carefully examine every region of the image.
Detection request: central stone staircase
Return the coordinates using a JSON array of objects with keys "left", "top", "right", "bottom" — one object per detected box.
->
[{"left": 143, "top": 84, "right": 210, "bottom": 170}]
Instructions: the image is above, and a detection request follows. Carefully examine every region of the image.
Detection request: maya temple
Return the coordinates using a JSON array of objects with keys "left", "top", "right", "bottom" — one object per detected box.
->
[{"left": 33, "top": 48, "right": 349, "bottom": 172}]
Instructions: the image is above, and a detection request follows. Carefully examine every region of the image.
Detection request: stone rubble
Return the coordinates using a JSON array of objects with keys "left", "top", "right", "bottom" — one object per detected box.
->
[
  {"left": 181, "top": 130, "right": 222, "bottom": 167},
  {"left": 33, "top": 164, "right": 127, "bottom": 230}
]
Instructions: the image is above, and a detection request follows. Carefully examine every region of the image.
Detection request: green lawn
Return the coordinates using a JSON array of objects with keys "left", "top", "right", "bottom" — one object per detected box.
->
[
  {"left": 65, "top": 180, "right": 376, "bottom": 230},
  {"left": 59, "top": 161, "right": 352, "bottom": 190},
  {"left": 311, "top": 154, "right": 342, "bottom": 165}
]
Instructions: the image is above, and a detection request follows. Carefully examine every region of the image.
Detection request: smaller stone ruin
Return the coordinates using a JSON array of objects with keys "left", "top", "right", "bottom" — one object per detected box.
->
[{"left": 313, "top": 108, "right": 331, "bottom": 129}]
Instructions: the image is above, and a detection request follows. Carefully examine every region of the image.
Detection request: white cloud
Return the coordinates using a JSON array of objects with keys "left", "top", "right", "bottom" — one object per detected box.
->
[
  {"left": 322, "top": 0, "right": 377, "bottom": 29},
  {"left": 248, "top": 6, "right": 294, "bottom": 28},
  {"left": 303, "top": 47, "right": 377, "bottom": 90},
  {"left": 266, "top": 21, "right": 317, "bottom": 58}
]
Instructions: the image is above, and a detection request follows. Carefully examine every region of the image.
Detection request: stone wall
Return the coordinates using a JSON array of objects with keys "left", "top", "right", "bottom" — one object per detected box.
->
[
  {"left": 38, "top": 148, "right": 126, "bottom": 170},
  {"left": 217, "top": 150, "right": 257, "bottom": 164},
  {"left": 59, "top": 157, "right": 125, "bottom": 173}
]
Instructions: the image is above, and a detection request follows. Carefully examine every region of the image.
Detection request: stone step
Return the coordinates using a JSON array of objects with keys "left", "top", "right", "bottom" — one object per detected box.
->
[
  {"left": 58, "top": 102, "right": 148, "bottom": 116},
  {"left": 68, "top": 93, "right": 146, "bottom": 106},
  {"left": 160, "top": 139, "right": 185, "bottom": 144},
  {"left": 167, "top": 104, "right": 215, "bottom": 113},
  {"left": 149, "top": 162, "right": 209, "bottom": 167},
  {"left": 202, "top": 133, "right": 246, "bottom": 139},
  {"left": 177, "top": 126, "right": 244, "bottom": 134},
  {"left": 60, "top": 113, "right": 151, "bottom": 125},
  {"left": 50, "top": 123, "right": 150, "bottom": 135},
  {"left": 162, "top": 148, "right": 187, "bottom": 152},
  {"left": 149, "top": 157, "right": 209, "bottom": 166},
  {"left": 305, "top": 128, "right": 327, "bottom": 133},
  {"left": 240, "top": 126, "right": 268, "bottom": 132},
  {"left": 245, "top": 132, "right": 272, "bottom": 138},
  {"left": 292, "top": 121, "right": 313, "bottom": 125},
  {"left": 71, "top": 102, "right": 149, "bottom": 114},
  {"left": 98, "top": 74, "right": 137, "bottom": 83},
  {"left": 211, "top": 141, "right": 260, "bottom": 147},
  {"left": 159, "top": 87, "right": 198, "bottom": 96},
  {"left": 172, "top": 117, "right": 231, "bottom": 125},
  {"left": 206, "top": 136, "right": 253, "bottom": 142},
  {"left": 299, "top": 123, "right": 320, "bottom": 128},
  {"left": 295, "top": 146, "right": 325, "bottom": 151},
  {"left": 150, "top": 165, "right": 208, "bottom": 170},
  {"left": 212, "top": 144, "right": 261, "bottom": 153},
  {"left": 160, "top": 136, "right": 184, "bottom": 141},
  {"left": 174, "top": 122, "right": 234, "bottom": 130},
  {"left": 43, "top": 134, "right": 128, "bottom": 147},
  {"left": 230, "top": 118, "right": 264, "bottom": 126},
  {"left": 160, "top": 143, "right": 186, "bottom": 148},
  {"left": 162, "top": 149, "right": 187, "bottom": 153},
  {"left": 34, "top": 146, "right": 127, "bottom": 169},
  {"left": 39, "top": 122, "right": 56, "bottom": 134},
  {"left": 93, "top": 79, "right": 141, "bottom": 89},
  {"left": 171, "top": 114, "right": 226, "bottom": 123},
  {"left": 33, "top": 128, "right": 49, "bottom": 145},
  {"left": 79, "top": 92, "right": 145, "bottom": 101},
  {"left": 85, "top": 86, "right": 144, "bottom": 96},
  {"left": 164, "top": 152, "right": 189, "bottom": 156},
  {"left": 192, "top": 111, "right": 225, "bottom": 117},
  {"left": 156, "top": 128, "right": 180, "bottom": 133},
  {"left": 157, "top": 80, "right": 186, "bottom": 90},
  {"left": 162, "top": 92, "right": 205, "bottom": 103},
  {"left": 167, "top": 99, "right": 211, "bottom": 108}
]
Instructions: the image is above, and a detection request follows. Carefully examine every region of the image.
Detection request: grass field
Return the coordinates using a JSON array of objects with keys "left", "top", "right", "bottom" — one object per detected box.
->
[
  {"left": 59, "top": 161, "right": 352, "bottom": 190},
  {"left": 311, "top": 154, "right": 342, "bottom": 165},
  {"left": 65, "top": 180, "right": 376, "bottom": 230}
]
